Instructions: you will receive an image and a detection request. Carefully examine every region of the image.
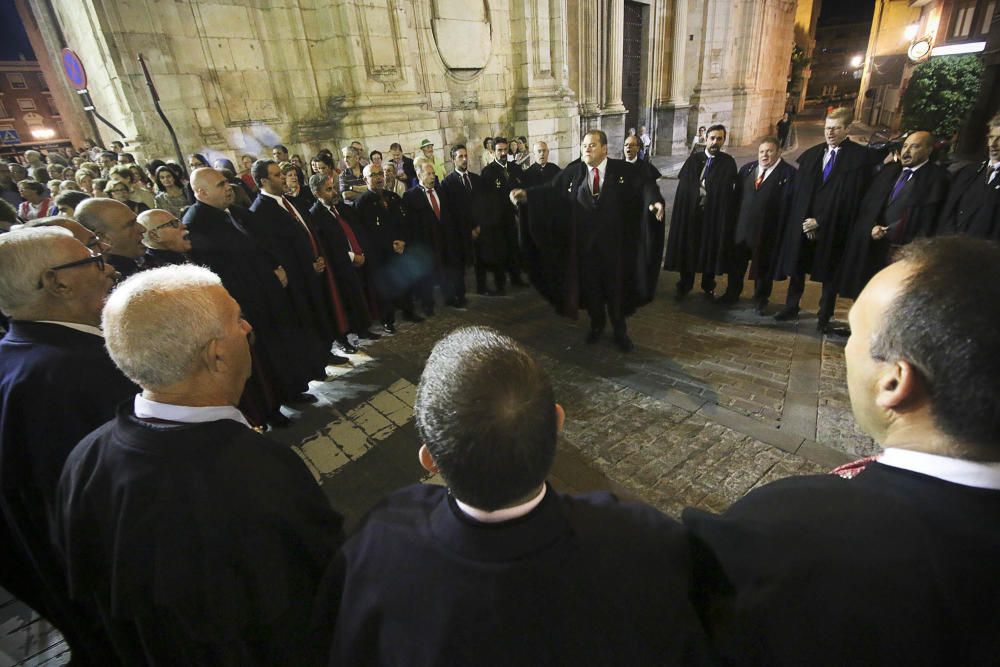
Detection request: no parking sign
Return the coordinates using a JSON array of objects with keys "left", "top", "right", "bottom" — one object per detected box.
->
[{"left": 60, "top": 48, "right": 88, "bottom": 90}]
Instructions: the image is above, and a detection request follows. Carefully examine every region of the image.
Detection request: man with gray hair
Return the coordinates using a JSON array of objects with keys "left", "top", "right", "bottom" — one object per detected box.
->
[
  {"left": 0, "top": 226, "right": 133, "bottom": 663},
  {"left": 75, "top": 197, "right": 146, "bottom": 279},
  {"left": 53, "top": 264, "right": 343, "bottom": 665},
  {"left": 136, "top": 208, "right": 191, "bottom": 268}
]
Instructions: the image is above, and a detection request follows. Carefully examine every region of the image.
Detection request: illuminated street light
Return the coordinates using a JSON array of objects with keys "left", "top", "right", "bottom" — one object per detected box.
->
[
  {"left": 850, "top": 55, "right": 864, "bottom": 68},
  {"left": 30, "top": 127, "right": 56, "bottom": 140},
  {"left": 903, "top": 24, "right": 919, "bottom": 41}
]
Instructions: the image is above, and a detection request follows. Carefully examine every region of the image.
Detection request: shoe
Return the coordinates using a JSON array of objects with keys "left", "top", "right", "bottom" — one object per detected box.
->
[
  {"left": 382, "top": 322, "right": 396, "bottom": 334},
  {"left": 774, "top": 306, "right": 800, "bottom": 321},
  {"left": 402, "top": 312, "right": 424, "bottom": 324},
  {"left": 613, "top": 333, "right": 634, "bottom": 352},
  {"left": 327, "top": 354, "right": 351, "bottom": 365},
  {"left": 357, "top": 330, "right": 381, "bottom": 341},
  {"left": 703, "top": 290, "right": 716, "bottom": 301},
  {"left": 585, "top": 329, "right": 603, "bottom": 344},
  {"left": 716, "top": 292, "right": 739, "bottom": 305},
  {"left": 828, "top": 324, "right": 852, "bottom": 337},
  {"left": 266, "top": 412, "right": 292, "bottom": 429},
  {"left": 673, "top": 285, "right": 688, "bottom": 301},
  {"left": 753, "top": 300, "right": 768, "bottom": 316},
  {"left": 336, "top": 338, "right": 358, "bottom": 354},
  {"left": 288, "top": 393, "right": 318, "bottom": 405},
  {"left": 816, "top": 315, "right": 830, "bottom": 334}
]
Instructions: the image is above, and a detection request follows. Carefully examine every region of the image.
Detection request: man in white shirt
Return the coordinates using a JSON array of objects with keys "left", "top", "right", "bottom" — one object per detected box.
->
[{"left": 685, "top": 236, "right": 1000, "bottom": 665}]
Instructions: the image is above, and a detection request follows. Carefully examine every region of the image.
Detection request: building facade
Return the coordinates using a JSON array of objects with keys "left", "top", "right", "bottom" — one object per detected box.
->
[
  {"left": 806, "top": 21, "right": 871, "bottom": 102},
  {"left": 15, "top": 0, "right": 798, "bottom": 168},
  {"left": 0, "top": 59, "right": 72, "bottom": 160}
]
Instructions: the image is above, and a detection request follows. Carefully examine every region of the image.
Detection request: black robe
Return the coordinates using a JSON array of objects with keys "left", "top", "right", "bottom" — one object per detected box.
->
[
  {"left": 106, "top": 253, "right": 142, "bottom": 279},
  {"left": 309, "top": 201, "right": 373, "bottom": 333},
  {"left": 479, "top": 160, "right": 524, "bottom": 268},
  {"left": 523, "top": 158, "right": 663, "bottom": 319},
  {"left": 0, "top": 321, "right": 136, "bottom": 664},
  {"left": 317, "top": 483, "right": 712, "bottom": 666},
  {"left": 774, "top": 139, "right": 886, "bottom": 282},
  {"left": 402, "top": 185, "right": 465, "bottom": 283},
  {"left": 184, "top": 202, "right": 325, "bottom": 402},
  {"left": 935, "top": 161, "right": 1000, "bottom": 240},
  {"left": 142, "top": 247, "right": 188, "bottom": 268},
  {"left": 523, "top": 161, "right": 562, "bottom": 187},
  {"left": 440, "top": 169, "right": 483, "bottom": 267},
  {"left": 354, "top": 189, "right": 417, "bottom": 301},
  {"left": 53, "top": 404, "right": 344, "bottom": 666},
  {"left": 664, "top": 150, "right": 739, "bottom": 274},
  {"left": 731, "top": 159, "right": 797, "bottom": 279},
  {"left": 838, "top": 162, "right": 950, "bottom": 299}
]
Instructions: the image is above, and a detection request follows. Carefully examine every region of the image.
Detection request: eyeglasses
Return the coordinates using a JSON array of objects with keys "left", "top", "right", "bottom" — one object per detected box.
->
[
  {"left": 39, "top": 252, "right": 106, "bottom": 287},
  {"left": 152, "top": 218, "right": 182, "bottom": 232},
  {"left": 85, "top": 234, "right": 107, "bottom": 251}
]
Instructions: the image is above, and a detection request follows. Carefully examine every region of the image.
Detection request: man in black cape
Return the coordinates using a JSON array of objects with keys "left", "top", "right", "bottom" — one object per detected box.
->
[
  {"left": 663, "top": 124, "right": 738, "bottom": 300},
  {"left": 185, "top": 167, "right": 325, "bottom": 426},
  {"left": 53, "top": 265, "right": 343, "bottom": 665},
  {"left": 523, "top": 141, "right": 562, "bottom": 186},
  {"left": 838, "top": 131, "right": 950, "bottom": 300},
  {"left": 772, "top": 108, "right": 888, "bottom": 331},
  {"left": 439, "top": 145, "right": 481, "bottom": 307},
  {"left": 512, "top": 129, "right": 665, "bottom": 352},
  {"left": 481, "top": 137, "right": 526, "bottom": 293},
  {"left": 718, "top": 137, "right": 796, "bottom": 313},
  {"left": 934, "top": 114, "right": 1000, "bottom": 240}
]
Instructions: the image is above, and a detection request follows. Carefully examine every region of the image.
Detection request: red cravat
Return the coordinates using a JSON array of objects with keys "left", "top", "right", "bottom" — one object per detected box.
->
[
  {"left": 427, "top": 189, "right": 441, "bottom": 219},
  {"left": 279, "top": 196, "right": 321, "bottom": 256},
  {"left": 591, "top": 167, "right": 600, "bottom": 196},
  {"left": 331, "top": 205, "right": 363, "bottom": 255},
  {"left": 755, "top": 169, "right": 766, "bottom": 190}
]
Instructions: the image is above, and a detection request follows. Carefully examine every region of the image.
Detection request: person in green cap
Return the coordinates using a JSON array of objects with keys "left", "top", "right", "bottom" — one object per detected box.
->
[{"left": 419, "top": 139, "right": 447, "bottom": 183}]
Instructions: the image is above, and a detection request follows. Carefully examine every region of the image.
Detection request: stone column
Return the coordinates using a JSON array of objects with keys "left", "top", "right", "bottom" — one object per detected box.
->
[
  {"left": 600, "top": 0, "right": 628, "bottom": 148},
  {"left": 653, "top": 0, "right": 691, "bottom": 154}
]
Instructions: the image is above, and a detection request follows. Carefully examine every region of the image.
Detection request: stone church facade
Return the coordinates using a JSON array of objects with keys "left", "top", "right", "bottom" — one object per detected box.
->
[{"left": 17, "top": 0, "right": 796, "bottom": 167}]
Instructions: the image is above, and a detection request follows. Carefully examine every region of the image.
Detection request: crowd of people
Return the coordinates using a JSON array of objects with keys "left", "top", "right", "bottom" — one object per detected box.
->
[{"left": 0, "top": 108, "right": 998, "bottom": 665}]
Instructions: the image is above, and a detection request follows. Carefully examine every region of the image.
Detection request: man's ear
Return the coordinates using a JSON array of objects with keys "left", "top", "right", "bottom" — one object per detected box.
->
[
  {"left": 875, "top": 359, "right": 920, "bottom": 411},
  {"left": 38, "top": 270, "right": 71, "bottom": 298},
  {"left": 418, "top": 444, "right": 439, "bottom": 474},
  {"left": 202, "top": 337, "right": 224, "bottom": 374},
  {"left": 554, "top": 403, "right": 565, "bottom": 434}
]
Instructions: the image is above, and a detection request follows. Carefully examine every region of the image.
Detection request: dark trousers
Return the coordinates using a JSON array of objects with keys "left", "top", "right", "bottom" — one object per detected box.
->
[
  {"left": 726, "top": 243, "right": 774, "bottom": 302},
  {"left": 785, "top": 274, "right": 838, "bottom": 322},
  {"left": 582, "top": 259, "right": 627, "bottom": 336},
  {"left": 475, "top": 259, "right": 506, "bottom": 293},
  {"left": 678, "top": 271, "right": 716, "bottom": 294},
  {"left": 444, "top": 264, "right": 466, "bottom": 303}
]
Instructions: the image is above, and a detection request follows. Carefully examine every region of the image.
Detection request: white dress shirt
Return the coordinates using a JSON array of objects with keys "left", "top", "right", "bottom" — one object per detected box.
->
[
  {"left": 756, "top": 157, "right": 784, "bottom": 185},
  {"left": 133, "top": 394, "right": 251, "bottom": 428},
  {"left": 36, "top": 320, "right": 103, "bottom": 337},
  {"left": 455, "top": 484, "right": 547, "bottom": 523},
  {"left": 988, "top": 161, "right": 999, "bottom": 184},
  {"left": 878, "top": 447, "right": 1000, "bottom": 491},
  {"left": 822, "top": 144, "right": 840, "bottom": 170},
  {"left": 587, "top": 157, "right": 608, "bottom": 195}
]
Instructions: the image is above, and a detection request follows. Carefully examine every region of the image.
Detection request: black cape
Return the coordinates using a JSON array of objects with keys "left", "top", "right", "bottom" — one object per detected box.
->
[
  {"left": 354, "top": 189, "right": 420, "bottom": 300},
  {"left": 523, "top": 158, "right": 663, "bottom": 319},
  {"left": 479, "top": 160, "right": 524, "bottom": 268},
  {"left": 402, "top": 185, "right": 465, "bottom": 281},
  {"left": 523, "top": 161, "right": 562, "bottom": 187},
  {"left": 664, "top": 150, "right": 739, "bottom": 274},
  {"left": 309, "top": 201, "right": 373, "bottom": 333},
  {"left": 54, "top": 405, "right": 344, "bottom": 666},
  {"left": 935, "top": 161, "right": 1000, "bottom": 239},
  {"left": 731, "top": 159, "right": 797, "bottom": 279},
  {"left": 838, "top": 162, "right": 950, "bottom": 299},
  {"left": 439, "top": 170, "right": 481, "bottom": 266}
]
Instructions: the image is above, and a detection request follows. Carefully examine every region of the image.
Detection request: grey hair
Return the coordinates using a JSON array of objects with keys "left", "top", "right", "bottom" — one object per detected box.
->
[
  {"left": 0, "top": 226, "right": 74, "bottom": 314},
  {"left": 413, "top": 156, "right": 431, "bottom": 172},
  {"left": 362, "top": 163, "right": 379, "bottom": 178},
  {"left": 102, "top": 264, "right": 227, "bottom": 388}
]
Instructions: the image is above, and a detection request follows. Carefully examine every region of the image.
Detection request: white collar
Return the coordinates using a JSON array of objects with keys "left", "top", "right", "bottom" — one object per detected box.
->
[
  {"left": 585, "top": 157, "right": 608, "bottom": 175},
  {"left": 133, "top": 394, "right": 251, "bottom": 428},
  {"left": 455, "top": 484, "right": 547, "bottom": 523},
  {"left": 902, "top": 160, "right": 927, "bottom": 173},
  {"left": 758, "top": 157, "right": 783, "bottom": 173},
  {"left": 625, "top": 156, "right": 639, "bottom": 164},
  {"left": 878, "top": 447, "right": 1000, "bottom": 490},
  {"left": 36, "top": 320, "right": 103, "bottom": 337},
  {"left": 704, "top": 149, "right": 716, "bottom": 160},
  {"left": 258, "top": 189, "right": 286, "bottom": 204}
]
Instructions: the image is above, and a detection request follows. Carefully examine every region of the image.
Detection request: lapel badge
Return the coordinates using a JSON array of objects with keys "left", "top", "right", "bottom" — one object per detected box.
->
[
  {"left": 618, "top": 176, "right": 624, "bottom": 184},
  {"left": 496, "top": 179, "right": 502, "bottom": 188}
]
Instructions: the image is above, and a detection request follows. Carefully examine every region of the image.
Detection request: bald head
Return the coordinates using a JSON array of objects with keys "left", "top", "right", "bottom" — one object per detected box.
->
[
  {"left": 900, "top": 131, "right": 934, "bottom": 168},
  {"left": 533, "top": 142, "right": 549, "bottom": 165},
  {"left": 74, "top": 198, "right": 145, "bottom": 259},
  {"left": 137, "top": 209, "right": 190, "bottom": 253},
  {"left": 191, "top": 167, "right": 231, "bottom": 209},
  {"left": 20, "top": 216, "right": 106, "bottom": 252}
]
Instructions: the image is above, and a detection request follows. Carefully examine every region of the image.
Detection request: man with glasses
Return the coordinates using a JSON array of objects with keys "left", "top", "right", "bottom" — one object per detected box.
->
[
  {"left": 75, "top": 197, "right": 147, "bottom": 279},
  {"left": 137, "top": 208, "right": 191, "bottom": 267},
  {"left": 0, "top": 227, "right": 135, "bottom": 663}
]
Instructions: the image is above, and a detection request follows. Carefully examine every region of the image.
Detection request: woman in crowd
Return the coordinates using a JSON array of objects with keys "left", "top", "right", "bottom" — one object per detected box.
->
[
  {"left": 154, "top": 166, "right": 191, "bottom": 218},
  {"left": 481, "top": 137, "right": 494, "bottom": 170},
  {"left": 383, "top": 161, "right": 407, "bottom": 197},
  {"left": 92, "top": 178, "right": 108, "bottom": 198},
  {"left": 691, "top": 126, "right": 707, "bottom": 153},
  {"left": 188, "top": 153, "right": 209, "bottom": 171},
  {"left": 283, "top": 163, "right": 314, "bottom": 209},
  {"left": 109, "top": 165, "right": 156, "bottom": 209},
  {"left": 15, "top": 180, "right": 50, "bottom": 221},
  {"left": 106, "top": 179, "right": 149, "bottom": 214},
  {"left": 239, "top": 154, "right": 257, "bottom": 192},
  {"left": 514, "top": 135, "right": 531, "bottom": 168}
]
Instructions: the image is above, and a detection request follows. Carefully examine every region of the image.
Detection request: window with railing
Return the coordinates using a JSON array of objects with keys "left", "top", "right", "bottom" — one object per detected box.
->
[{"left": 6, "top": 73, "right": 27, "bottom": 90}]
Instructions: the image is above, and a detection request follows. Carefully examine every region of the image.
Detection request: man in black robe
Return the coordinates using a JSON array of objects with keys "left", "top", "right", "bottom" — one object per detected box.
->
[
  {"left": 316, "top": 326, "right": 711, "bottom": 666},
  {"left": 439, "top": 145, "right": 480, "bottom": 307},
  {"left": 0, "top": 227, "right": 134, "bottom": 664},
  {"left": 136, "top": 208, "right": 191, "bottom": 268},
  {"left": 354, "top": 163, "right": 424, "bottom": 334},
  {"left": 624, "top": 133, "right": 662, "bottom": 183},
  {"left": 664, "top": 124, "right": 739, "bottom": 300},
  {"left": 718, "top": 137, "right": 796, "bottom": 313},
  {"left": 512, "top": 129, "right": 665, "bottom": 352},
  {"left": 839, "top": 131, "right": 950, "bottom": 300},
  {"left": 185, "top": 168, "right": 326, "bottom": 426},
  {"left": 404, "top": 159, "right": 465, "bottom": 314},
  {"left": 53, "top": 265, "right": 343, "bottom": 665},
  {"left": 935, "top": 114, "right": 1000, "bottom": 240},
  {"left": 523, "top": 141, "right": 562, "bottom": 186},
  {"left": 480, "top": 137, "right": 527, "bottom": 293},
  {"left": 685, "top": 237, "right": 1000, "bottom": 666},
  {"left": 308, "top": 174, "right": 379, "bottom": 342},
  {"left": 75, "top": 197, "right": 147, "bottom": 278},
  {"left": 249, "top": 160, "right": 349, "bottom": 365},
  {"left": 772, "top": 108, "right": 888, "bottom": 332}
]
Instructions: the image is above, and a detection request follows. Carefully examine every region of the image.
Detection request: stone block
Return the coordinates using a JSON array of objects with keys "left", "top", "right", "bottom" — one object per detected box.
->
[{"left": 196, "top": 4, "right": 254, "bottom": 39}]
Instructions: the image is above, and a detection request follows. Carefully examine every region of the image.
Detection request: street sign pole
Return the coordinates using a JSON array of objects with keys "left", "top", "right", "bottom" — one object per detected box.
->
[{"left": 61, "top": 48, "right": 127, "bottom": 144}]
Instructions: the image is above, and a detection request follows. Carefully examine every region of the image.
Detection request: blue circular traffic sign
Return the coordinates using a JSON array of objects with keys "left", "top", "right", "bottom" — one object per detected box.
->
[{"left": 61, "top": 48, "right": 88, "bottom": 90}]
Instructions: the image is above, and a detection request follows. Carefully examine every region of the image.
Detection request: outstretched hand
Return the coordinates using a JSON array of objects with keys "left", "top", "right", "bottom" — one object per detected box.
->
[
  {"left": 509, "top": 189, "right": 527, "bottom": 205},
  {"left": 649, "top": 202, "right": 665, "bottom": 222}
]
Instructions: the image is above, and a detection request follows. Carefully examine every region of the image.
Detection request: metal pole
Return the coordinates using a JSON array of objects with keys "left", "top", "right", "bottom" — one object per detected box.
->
[{"left": 137, "top": 53, "right": 187, "bottom": 177}]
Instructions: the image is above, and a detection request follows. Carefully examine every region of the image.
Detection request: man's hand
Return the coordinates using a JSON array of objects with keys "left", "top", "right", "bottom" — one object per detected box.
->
[
  {"left": 353, "top": 253, "right": 365, "bottom": 267},
  {"left": 649, "top": 202, "right": 665, "bottom": 222},
  {"left": 392, "top": 240, "right": 405, "bottom": 254},
  {"left": 274, "top": 266, "right": 288, "bottom": 287},
  {"left": 802, "top": 218, "right": 819, "bottom": 233},
  {"left": 472, "top": 226, "right": 481, "bottom": 240},
  {"left": 313, "top": 256, "right": 326, "bottom": 273},
  {"left": 509, "top": 189, "right": 527, "bottom": 205},
  {"left": 872, "top": 226, "right": 888, "bottom": 240}
]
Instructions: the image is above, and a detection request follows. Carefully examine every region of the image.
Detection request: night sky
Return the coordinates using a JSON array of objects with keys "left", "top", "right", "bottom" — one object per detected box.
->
[
  {"left": 819, "top": 0, "right": 877, "bottom": 26},
  {"left": 0, "top": 0, "right": 34, "bottom": 61}
]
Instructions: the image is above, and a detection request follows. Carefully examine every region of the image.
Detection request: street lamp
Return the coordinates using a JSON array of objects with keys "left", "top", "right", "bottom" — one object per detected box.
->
[
  {"left": 903, "top": 23, "right": 919, "bottom": 41},
  {"left": 850, "top": 55, "right": 864, "bottom": 68}
]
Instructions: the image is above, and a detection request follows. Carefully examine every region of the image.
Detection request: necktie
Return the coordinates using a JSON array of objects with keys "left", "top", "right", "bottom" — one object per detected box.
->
[
  {"left": 463, "top": 173, "right": 472, "bottom": 193},
  {"left": 427, "top": 189, "right": 440, "bottom": 219},
  {"left": 280, "top": 196, "right": 321, "bottom": 256},
  {"left": 822, "top": 148, "right": 837, "bottom": 183},
  {"left": 330, "top": 206, "right": 362, "bottom": 255},
  {"left": 989, "top": 165, "right": 999, "bottom": 184},
  {"left": 591, "top": 167, "right": 600, "bottom": 197},
  {"left": 755, "top": 168, "right": 767, "bottom": 190},
  {"left": 703, "top": 156, "right": 714, "bottom": 176},
  {"left": 889, "top": 168, "right": 913, "bottom": 202}
]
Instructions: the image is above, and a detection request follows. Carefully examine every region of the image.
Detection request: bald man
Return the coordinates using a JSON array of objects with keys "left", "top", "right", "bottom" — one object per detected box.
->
[
  {"left": 137, "top": 208, "right": 191, "bottom": 268},
  {"left": 75, "top": 197, "right": 146, "bottom": 278},
  {"left": 523, "top": 141, "right": 561, "bottom": 187},
  {"left": 19, "top": 215, "right": 110, "bottom": 254},
  {"left": 838, "top": 130, "right": 950, "bottom": 303}
]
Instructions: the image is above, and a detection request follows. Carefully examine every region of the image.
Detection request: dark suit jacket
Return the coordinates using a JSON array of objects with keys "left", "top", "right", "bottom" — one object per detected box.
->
[
  {"left": 936, "top": 161, "right": 1000, "bottom": 239},
  {"left": 319, "top": 483, "right": 712, "bottom": 666},
  {"left": 440, "top": 170, "right": 481, "bottom": 265},
  {"left": 524, "top": 161, "right": 562, "bottom": 187},
  {"left": 684, "top": 462, "right": 1000, "bottom": 666},
  {"left": 402, "top": 185, "right": 465, "bottom": 270},
  {"left": 732, "top": 159, "right": 796, "bottom": 278}
]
